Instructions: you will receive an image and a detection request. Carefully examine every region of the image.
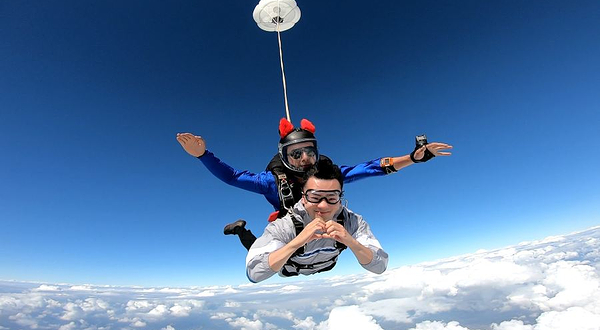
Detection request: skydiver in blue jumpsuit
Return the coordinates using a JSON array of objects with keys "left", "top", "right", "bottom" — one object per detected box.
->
[{"left": 176, "top": 118, "right": 452, "bottom": 250}]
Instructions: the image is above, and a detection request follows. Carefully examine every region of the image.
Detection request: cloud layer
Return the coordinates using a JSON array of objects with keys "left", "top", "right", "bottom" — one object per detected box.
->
[{"left": 1, "top": 226, "right": 599, "bottom": 330}]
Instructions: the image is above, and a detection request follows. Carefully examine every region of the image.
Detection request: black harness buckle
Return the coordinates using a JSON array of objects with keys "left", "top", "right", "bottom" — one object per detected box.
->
[{"left": 277, "top": 174, "right": 295, "bottom": 211}]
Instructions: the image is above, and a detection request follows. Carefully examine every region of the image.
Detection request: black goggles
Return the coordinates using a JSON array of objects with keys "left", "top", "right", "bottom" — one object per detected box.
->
[
  {"left": 303, "top": 189, "right": 343, "bottom": 204},
  {"left": 288, "top": 146, "right": 317, "bottom": 160}
]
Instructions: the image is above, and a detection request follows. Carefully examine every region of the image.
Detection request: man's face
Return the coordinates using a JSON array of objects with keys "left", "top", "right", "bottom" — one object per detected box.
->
[
  {"left": 286, "top": 142, "right": 318, "bottom": 171},
  {"left": 301, "top": 176, "right": 342, "bottom": 221}
]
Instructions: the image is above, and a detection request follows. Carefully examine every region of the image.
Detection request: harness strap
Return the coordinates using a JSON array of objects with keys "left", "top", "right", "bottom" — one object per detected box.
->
[
  {"left": 277, "top": 173, "right": 295, "bottom": 212},
  {"left": 281, "top": 256, "right": 339, "bottom": 277},
  {"left": 283, "top": 211, "right": 347, "bottom": 276},
  {"left": 335, "top": 214, "right": 347, "bottom": 252}
]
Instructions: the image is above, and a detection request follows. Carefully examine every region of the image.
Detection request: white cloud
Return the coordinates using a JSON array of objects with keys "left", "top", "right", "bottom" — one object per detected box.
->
[
  {"left": 1, "top": 226, "right": 599, "bottom": 330},
  {"left": 188, "top": 290, "right": 216, "bottom": 297},
  {"left": 228, "top": 316, "right": 264, "bottom": 330},
  {"left": 126, "top": 299, "right": 153, "bottom": 313},
  {"left": 130, "top": 317, "right": 147, "bottom": 327},
  {"left": 451, "top": 259, "right": 534, "bottom": 287},
  {"left": 225, "top": 301, "right": 241, "bottom": 308},
  {"left": 0, "top": 295, "right": 23, "bottom": 311},
  {"left": 319, "top": 305, "right": 383, "bottom": 330},
  {"left": 369, "top": 296, "right": 460, "bottom": 323},
  {"left": 9, "top": 312, "right": 39, "bottom": 328},
  {"left": 45, "top": 298, "right": 62, "bottom": 308},
  {"left": 58, "top": 321, "right": 77, "bottom": 330},
  {"left": 265, "top": 323, "right": 279, "bottom": 330},
  {"left": 159, "top": 287, "right": 188, "bottom": 294},
  {"left": 69, "top": 285, "right": 94, "bottom": 291},
  {"left": 223, "top": 286, "right": 240, "bottom": 294},
  {"left": 535, "top": 307, "right": 600, "bottom": 330},
  {"left": 256, "top": 309, "right": 295, "bottom": 320},
  {"left": 148, "top": 304, "right": 169, "bottom": 317},
  {"left": 491, "top": 320, "right": 534, "bottom": 330},
  {"left": 33, "top": 284, "right": 61, "bottom": 292},
  {"left": 491, "top": 307, "right": 600, "bottom": 330},
  {"left": 279, "top": 285, "right": 302, "bottom": 294},
  {"left": 542, "top": 261, "right": 599, "bottom": 310},
  {"left": 60, "top": 302, "right": 84, "bottom": 321},
  {"left": 409, "top": 321, "right": 473, "bottom": 330},
  {"left": 170, "top": 304, "right": 191, "bottom": 317},
  {"left": 292, "top": 316, "right": 317, "bottom": 330},
  {"left": 211, "top": 312, "right": 237, "bottom": 319},
  {"left": 81, "top": 297, "right": 109, "bottom": 312}
]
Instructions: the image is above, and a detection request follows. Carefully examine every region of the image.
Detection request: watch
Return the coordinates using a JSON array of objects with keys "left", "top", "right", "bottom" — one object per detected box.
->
[{"left": 380, "top": 157, "right": 397, "bottom": 174}]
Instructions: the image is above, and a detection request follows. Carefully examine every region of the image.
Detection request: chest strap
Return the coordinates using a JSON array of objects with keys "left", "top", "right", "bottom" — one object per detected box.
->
[{"left": 281, "top": 211, "right": 347, "bottom": 277}]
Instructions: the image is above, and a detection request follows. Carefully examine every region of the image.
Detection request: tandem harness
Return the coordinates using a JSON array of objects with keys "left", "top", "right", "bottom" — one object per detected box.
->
[
  {"left": 266, "top": 154, "right": 300, "bottom": 219},
  {"left": 281, "top": 211, "right": 347, "bottom": 277}
]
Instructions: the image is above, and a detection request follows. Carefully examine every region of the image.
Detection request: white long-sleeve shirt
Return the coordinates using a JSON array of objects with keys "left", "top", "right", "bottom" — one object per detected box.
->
[{"left": 246, "top": 201, "right": 388, "bottom": 283}]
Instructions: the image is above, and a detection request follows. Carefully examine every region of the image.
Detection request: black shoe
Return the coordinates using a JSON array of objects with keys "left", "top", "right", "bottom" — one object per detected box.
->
[{"left": 223, "top": 219, "right": 246, "bottom": 235}]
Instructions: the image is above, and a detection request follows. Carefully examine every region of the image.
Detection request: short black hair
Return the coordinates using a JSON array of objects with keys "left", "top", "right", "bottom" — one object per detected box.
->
[{"left": 302, "top": 158, "right": 343, "bottom": 190}]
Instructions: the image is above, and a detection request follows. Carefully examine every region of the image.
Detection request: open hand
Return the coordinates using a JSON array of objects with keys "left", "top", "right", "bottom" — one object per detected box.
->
[
  {"left": 176, "top": 133, "right": 206, "bottom": 157},
  {"left": 413, "top": 142, "right": 453, "bottom": 161}
]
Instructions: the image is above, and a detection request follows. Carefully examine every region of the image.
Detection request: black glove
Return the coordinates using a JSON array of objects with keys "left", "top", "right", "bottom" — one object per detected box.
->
[{"left": 410, "top": 134, "right": 435, "bottom": 163}]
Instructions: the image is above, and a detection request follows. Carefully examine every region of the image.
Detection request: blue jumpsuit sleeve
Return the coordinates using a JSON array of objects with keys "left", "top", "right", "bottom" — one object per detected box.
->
[
  {"left": 198, "top": 150, "right": 280, "bottom": 209},
  {"left": 340, "top": 158, "right": 386, "bottom": 184}
]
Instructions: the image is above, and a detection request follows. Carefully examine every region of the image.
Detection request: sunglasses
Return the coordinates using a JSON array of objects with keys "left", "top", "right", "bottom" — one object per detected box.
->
[
  {"left": 303, "top": 189, "right": 343, "bottom": 204},
  {"left": 288, "top": 146, "right": 317, "bottom": 160}
]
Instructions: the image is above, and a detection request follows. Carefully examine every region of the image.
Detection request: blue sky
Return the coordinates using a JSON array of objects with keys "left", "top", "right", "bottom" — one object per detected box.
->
[{"left": 1, "top": 0, "right": 599, "bottom": 287}]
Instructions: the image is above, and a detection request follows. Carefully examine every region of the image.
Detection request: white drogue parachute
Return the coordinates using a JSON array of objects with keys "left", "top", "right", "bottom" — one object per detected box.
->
[{"left": 253, "top": 0, "right": 301, "bottom": 32}]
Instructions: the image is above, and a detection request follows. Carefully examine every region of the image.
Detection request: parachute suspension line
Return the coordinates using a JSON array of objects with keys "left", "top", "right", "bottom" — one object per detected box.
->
[
  {"left": 276, "top": 10, "right": 292, "bottom": 122},
  {"left": 253, "top": 0, "right": 301, "bottom": 122}
]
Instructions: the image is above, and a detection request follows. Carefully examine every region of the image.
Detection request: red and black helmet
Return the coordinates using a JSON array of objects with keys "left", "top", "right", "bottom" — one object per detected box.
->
[{"left": 277, "top": 118, "right": 319, "bottom": 173}]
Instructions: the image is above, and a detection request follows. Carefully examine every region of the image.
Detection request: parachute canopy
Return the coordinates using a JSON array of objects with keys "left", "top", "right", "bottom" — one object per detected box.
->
[{"left": 253, "top": 0, "right": 301, "bottom": 32}]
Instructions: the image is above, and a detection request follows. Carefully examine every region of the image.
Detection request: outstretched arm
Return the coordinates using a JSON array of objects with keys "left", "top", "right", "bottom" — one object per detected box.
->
[
  {"left": 176, "top": 132, "right": 277, "bottom": 206},
  {"left": 339, "top": 140, "right": 453, "bottom": 184}
]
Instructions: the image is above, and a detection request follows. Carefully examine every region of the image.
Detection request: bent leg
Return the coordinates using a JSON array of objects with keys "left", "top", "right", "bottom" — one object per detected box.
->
[
  {"left": 237, "top": 228, "right": 257, "bottom": 251},
  {"left": 223, "top": 219, "right": 257, "bottom": 251}
]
